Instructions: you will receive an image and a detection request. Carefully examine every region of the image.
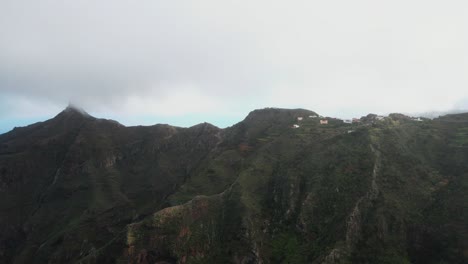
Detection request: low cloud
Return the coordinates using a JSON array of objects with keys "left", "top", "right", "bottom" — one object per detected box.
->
[{"left": 1, "top": 1, "right": 468, "bottom": 124}]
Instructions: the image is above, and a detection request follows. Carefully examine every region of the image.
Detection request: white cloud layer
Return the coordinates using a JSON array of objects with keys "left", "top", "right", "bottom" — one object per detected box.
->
[{"left": 1, "top": 0, "right": 468, "bottom": 122}]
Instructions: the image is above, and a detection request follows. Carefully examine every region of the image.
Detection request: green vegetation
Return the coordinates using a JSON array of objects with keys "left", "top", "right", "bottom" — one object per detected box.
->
[
  {"left": 453, "top": 127, "right": 468, "bottom": 146},
  {"left": 0, "top": 107, "right": 467, "bottom": 263},
  {"left": 270, "top": 232, "right": 305, "bottom": 263}
]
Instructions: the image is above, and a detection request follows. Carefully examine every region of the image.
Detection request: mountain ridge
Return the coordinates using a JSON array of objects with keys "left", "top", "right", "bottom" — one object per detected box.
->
[
  {"left": 1, "top": 107, "right": 467, "bottom": 263},
  {"left": 4, "top": 105, "right": 468, "bottom": 137}
]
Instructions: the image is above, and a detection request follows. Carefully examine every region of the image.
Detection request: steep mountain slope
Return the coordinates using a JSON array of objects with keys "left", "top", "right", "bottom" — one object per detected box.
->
[
  {"left": 0, "top": 107, "right": 467, "bottom": 264},
  {"left": 0, "top": 106, "right": 221, "bottom": 263}
]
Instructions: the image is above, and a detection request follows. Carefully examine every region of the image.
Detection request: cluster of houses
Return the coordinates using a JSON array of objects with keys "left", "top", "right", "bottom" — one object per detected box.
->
[
  {"left": 291, "top": 113, "right": 424, "bottom": 130},
  {"left": 292, "top": 114, "right": 327, "bottom": 128},
  {"left": 292, "top": 114, "right": 389, "bottom": 129}
]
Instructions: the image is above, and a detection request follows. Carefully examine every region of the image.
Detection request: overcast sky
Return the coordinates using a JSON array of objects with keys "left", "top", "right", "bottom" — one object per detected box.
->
[{"left": 1, "top": 1, "right": 468, "bottom": 133}]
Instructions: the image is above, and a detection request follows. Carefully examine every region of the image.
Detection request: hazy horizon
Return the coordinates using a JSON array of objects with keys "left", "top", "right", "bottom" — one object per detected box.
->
[{"left": 2, "top": 103, "right": 468, "bottom": 135}]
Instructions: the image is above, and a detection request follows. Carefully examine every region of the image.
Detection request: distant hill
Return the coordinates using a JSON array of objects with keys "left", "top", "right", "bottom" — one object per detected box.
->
[
  {"left": 0, "top": 106, "right": 467, "bottom": 263},
  {"left": 410, "top": 109, "right": 468, "bottom": 119}
]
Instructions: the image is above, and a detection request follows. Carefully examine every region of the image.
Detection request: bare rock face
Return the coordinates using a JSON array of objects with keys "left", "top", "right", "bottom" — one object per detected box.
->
[{"left": 1, "top": 107, "right": 467, "bottom": 263}]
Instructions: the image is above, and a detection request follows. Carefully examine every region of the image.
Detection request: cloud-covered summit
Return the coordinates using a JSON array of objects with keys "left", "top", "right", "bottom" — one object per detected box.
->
[{"left": 1, "top": 1, "right": 468, "bottom": 127}]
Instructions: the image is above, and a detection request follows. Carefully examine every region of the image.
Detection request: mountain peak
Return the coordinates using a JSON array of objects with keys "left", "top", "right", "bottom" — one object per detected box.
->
[
  {"left": 244, "top": 107, "right": 318, "bottom": 122},
  {"left": 51, "top": 103, "right": 94, "bottom": 123},
  {"left": 63, "top": 103, "right": 91, "bottom": 117}
]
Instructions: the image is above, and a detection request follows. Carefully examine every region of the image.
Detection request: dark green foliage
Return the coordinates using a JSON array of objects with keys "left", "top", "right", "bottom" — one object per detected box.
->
[
  {"left": 270, "top": 232, "right": 305, "bottom": 264},
  {"left": 0, "top": 107, "right": 467, "bottom": 263}
]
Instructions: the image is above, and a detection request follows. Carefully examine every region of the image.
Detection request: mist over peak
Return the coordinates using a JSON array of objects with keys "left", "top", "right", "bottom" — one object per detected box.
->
[{"left": 1, "top": 0, "right": 468, "bottom": 132}]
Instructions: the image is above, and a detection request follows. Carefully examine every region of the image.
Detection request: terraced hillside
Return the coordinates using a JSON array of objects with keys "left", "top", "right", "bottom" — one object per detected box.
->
[{"left": 0, "top": 107, "right": 467, "bottom": 263}]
